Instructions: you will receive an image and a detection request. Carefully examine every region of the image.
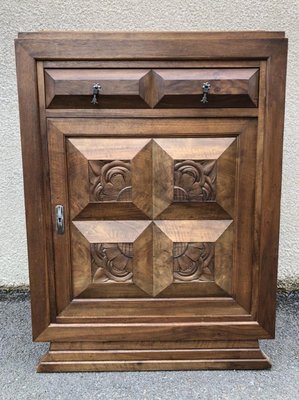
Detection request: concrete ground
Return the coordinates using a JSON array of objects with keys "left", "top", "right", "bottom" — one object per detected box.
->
[{"left": 0, "top": 292, "right": 298, "bottom": 400}]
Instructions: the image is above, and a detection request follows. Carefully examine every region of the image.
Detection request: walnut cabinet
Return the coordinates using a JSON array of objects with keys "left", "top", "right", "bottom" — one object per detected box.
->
[{"left": 15, "top": 32, "right": 288, "bottom": 372}]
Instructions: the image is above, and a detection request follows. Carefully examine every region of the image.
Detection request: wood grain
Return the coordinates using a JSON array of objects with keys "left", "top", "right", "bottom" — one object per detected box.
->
[
  {"left": 46, "top": 108, "right": 258, "bottom": 118},
  {"left": 73, "top": 220, "right": 150, "bottom": 243},
  {"left": 58, "top": 298, "right": 248, "bottom": 319},
  {"left": 152, "top": 140, "right": 173, "bottom": 217},
  {"left": 47, "top": 123, "right": 74, "bottom": 314},
  {"left": 36, "top": 62, "right": 57, "bottom": 322},
  {"left": 155, "top": 137, "right": 236, "bottom": 160},
  {"left": 132, "top": 223, "right": 173, "bottom": 296},
  {"left": 132, "top": 223, "right": 153, "bottom": 296},
  {"left": 36, "top": 321, "right": 271, "bottom": 342},
  {"left": 131, "top": 140, "right": 153, "bottom": 218},
  {"left": 18, "top": 31, "right": 285, "bottom": 39},
  {"left": 45, "top": 68, "right": 151, "bottom": 108},
  {"left": 37, "top": 343, "right": 271, "bottom": 372},
  {"left": 216, "top": 139, "right": 237, "bottom": 217},
  {"left": 152, "top": 224, "right": 173, "bottom": 295},
  {"left": 67, "top": 137, "right": 149, "bottom": 160},
  {"left": 50, "top": 340, "right": 260, "bottom": 350},
  {"left": 17, "top": 35, "right": 286, "bottom": 61},
  {"left": 47, "top": 118, "right": 249, "bottom": 137},
  {"left": 153, "top": 68, "right": 259, "bottom": 107},
  {"left": 155, "top": 220, "right": 232, "bottom": 243},
  {"left": 232, "top": 120, "right": 258, "bottom": 312},
  {"left": 256, "top": 40, "right": 288, "bottom": 336},
  {"left": 15, "top": 43, "right": 51, "bottom": 340}
]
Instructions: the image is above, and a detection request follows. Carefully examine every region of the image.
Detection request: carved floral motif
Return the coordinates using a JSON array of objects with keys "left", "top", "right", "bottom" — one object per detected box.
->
[
  {"left": 89, "top": 160, "right": 132, "bottom": 201},
  {"left": 173, "top": 242, "right": 214, "bottom": 282},
  {"left": 174, "top": 160, "right": 217, "bottom": 202},
  {"left": 91, "top": 243, "right": 133, "bottom": 283}
]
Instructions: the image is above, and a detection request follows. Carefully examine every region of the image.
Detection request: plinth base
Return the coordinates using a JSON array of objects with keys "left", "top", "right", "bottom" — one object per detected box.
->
[{"left": 37, "top": 340, "right": 271, "bottom": 372}]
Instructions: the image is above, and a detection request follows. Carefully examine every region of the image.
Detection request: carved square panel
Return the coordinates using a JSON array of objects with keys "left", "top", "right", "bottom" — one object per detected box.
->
[
  {"left": 91, "top": 243, "right": 133, "bottom": 283},
  {"left": 155, "top": 138, "right": 237, "bottom": 219},
  {"left": 173, "top": 242, "right": 215, "bottom": 282},
  {"left": 173, "top": 160, "right": 217, "bottom": 202},
  {"left": 66, "top": 138, "right": 152, "bottom": 219},
  {"left": 89, "top": 160, "right": 132, "bottom": 202},
  {"left": 155, "top": 220, "right": 233, "bottom": 295}
]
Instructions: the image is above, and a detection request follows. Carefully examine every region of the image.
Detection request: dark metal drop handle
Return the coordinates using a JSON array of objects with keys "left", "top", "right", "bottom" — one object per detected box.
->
[
  {"left": 91, "top": 83, "right": 102, "bottom": 105},
  {"left": 201, "top": 82, "right": 211, "bottom": 104}
]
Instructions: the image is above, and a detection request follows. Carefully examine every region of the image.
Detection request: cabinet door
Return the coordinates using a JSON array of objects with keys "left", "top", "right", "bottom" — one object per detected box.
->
[{"left": 47, "top": 118, "right": 264, "bottom": 341}]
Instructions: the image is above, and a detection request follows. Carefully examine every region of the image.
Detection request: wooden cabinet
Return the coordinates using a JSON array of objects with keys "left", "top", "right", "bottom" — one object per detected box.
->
[{"left": 15, "top": 32, "right": 288, "bottom": 372}]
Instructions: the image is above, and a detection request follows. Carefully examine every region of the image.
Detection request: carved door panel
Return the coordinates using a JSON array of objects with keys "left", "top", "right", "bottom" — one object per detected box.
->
[{"left": 48, "top": 118, "right": 257, "bottom": 322}]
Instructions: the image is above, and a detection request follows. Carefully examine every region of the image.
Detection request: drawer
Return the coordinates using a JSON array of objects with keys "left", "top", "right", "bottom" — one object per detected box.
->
[
  {"left": 45, "top": 69, "right": 152, "bottom": 108},
  {"left": 45, "top": 68, "right": 259, "bottom": 109},
  {"left": 152, "top": 68, "right": 259, "bottom": 108}
]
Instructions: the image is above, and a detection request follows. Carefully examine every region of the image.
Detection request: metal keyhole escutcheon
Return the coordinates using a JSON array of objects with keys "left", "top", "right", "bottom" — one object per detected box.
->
[{"left": 55, "top": 205, "right": 64, "bottom": 235}]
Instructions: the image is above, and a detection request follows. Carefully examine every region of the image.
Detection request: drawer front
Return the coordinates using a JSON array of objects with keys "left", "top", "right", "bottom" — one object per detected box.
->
[
  {"left": 45, "top": 69, "right": 152, "bottom": 108},
  {"left": 152, "top": 68, "right": 259, "bottom": 108},
  {"left": 45, "top": 68, "right": 259, "bottom": 109}
]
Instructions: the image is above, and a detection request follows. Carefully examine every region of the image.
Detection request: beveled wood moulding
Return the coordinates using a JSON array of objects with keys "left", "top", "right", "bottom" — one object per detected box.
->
[{"left": 15, "top": 31, "right": 287, "bottom": 372}]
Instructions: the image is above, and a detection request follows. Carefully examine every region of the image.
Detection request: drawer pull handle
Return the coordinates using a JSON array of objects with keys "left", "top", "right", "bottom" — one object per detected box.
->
[
  {"left": 91, "top": 83, "right": 102, "bottom": 105},
  {"left": 201, "top": 82, "right": 211, "bottom": 104}
]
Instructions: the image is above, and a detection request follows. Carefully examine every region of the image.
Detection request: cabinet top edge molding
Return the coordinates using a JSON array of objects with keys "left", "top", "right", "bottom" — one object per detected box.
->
[
  {"left": 17, "top": 31, "right": 286, "bottom": 40},
  {"left": 15, "top": 31, "right": 287, "bottom": 61}
]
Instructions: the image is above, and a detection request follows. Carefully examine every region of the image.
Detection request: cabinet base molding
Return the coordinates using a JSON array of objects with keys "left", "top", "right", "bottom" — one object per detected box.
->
[{"left": 37, "top": 340, "right": 271, "bottom": 372}]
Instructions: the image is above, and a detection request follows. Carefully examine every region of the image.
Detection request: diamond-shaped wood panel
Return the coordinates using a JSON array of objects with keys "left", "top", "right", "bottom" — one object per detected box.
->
[
  {"left": 66, "top": 137, "right": 238, "bottom": 298},
  {"left": 154, "top": 138, "right": 236, "bottom": 218},
  {"left": 66, "top": 138, "right": 151, "bottom": 219},
  {"left": 67, "top": 137, "right": 236, "bottom": 220},
  {"left": 71, "top": 219, "right": 233, "bottom": 297}
]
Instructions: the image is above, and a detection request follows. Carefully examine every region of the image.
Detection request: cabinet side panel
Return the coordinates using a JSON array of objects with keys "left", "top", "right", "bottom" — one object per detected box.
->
[
  {"left": 257, "top": 42, "right": 288, "bottom": 336},
  {"left": 15, "top": 42, "right": 51, "bottom": 340}
]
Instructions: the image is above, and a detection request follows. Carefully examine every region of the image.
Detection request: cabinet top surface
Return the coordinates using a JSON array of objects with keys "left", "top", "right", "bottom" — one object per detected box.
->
[
  {"left": 17, "top": 31, "right": 286, "bottom": 40},
  {"left": 15, "top": 31, "right": 287, "bottom": 61}
]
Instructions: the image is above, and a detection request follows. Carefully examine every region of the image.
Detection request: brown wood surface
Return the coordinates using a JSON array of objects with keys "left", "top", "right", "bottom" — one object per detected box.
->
[
  {"left": 47, "top": 122, "right": 72, "bottom": 314},
  {"left": 50, "top": 339, "right": 260, "bottom": 350},
  {"left": 16, "top": 36, "right": 286, "bottom": 63},
  {"left": 45, "top": 67, "right": 259, "bottom": 109},
  {"left": 256, "top": 41, "right": 288, "bottom": 336},
  {"left": 15, "top": 32, "right": 287, "bottom": 372},
  {"left": 47, "top": 117, "right": 249, "bottom": 136},
  {"left": 45, "top": 68, "right": 152, "bottom": 108},
  {"left": 56, "top": 298, "right": 250, "bottom": 324},
  {"left": 36, "top": 62, "right": 57, "bottom": 322},
  {"left": 37, "top": 338, "right": 271, "bottom": 372},
  {"left": 45, "top": 118, "right": 266, "bottom": 330},
  {"left": 233, "top": 120, "right": 257, "bottom": 312},
  {"left": 153, "top": 68, "right": 259, "bottom": 108},
  {"left": 251, "top": 60, "right": 267, "bottom": 320},
  {"left": 36, "top": 321, "right": 270, "bottom": 342},
  {"left": 18, "top": 31, "right": 285, "bottom": 39},
  {"left": 37, "top": 352, "right": 271, "bottom": 372},
  {"left": 15, "top": 44, "right": 51, "bottom": 340}
]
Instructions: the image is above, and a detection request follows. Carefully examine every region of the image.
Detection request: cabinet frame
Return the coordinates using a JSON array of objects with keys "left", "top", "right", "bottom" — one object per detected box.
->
[{"left": 15, "top": 32, "right": 287, "bottom": 370}]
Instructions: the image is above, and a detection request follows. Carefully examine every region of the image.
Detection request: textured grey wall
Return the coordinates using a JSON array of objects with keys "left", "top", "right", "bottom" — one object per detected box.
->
[{"left": 0, "top": 0, "right": 298, "bottom": 289}]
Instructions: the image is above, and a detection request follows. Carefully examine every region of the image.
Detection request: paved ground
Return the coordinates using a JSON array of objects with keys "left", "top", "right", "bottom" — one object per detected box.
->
[{"left": 0, "top": 292, "right": 298, "bottom": 400}]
